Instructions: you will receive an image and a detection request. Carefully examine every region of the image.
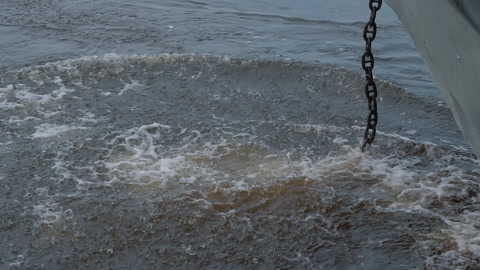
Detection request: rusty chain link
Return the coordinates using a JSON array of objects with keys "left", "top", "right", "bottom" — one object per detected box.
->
[{"left": 361, "top": 0, "right": 382, "bottom": 151}]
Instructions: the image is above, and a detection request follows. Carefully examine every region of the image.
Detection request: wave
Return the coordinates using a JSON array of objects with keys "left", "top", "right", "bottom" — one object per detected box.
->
[{"left": 1, "top": 53, "right": 459, "bottom": 142}]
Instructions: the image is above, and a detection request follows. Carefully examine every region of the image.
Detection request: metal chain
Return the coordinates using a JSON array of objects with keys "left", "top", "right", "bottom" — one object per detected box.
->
[{"left": 361, "top": 0, "right": 382, "bottom": 151}]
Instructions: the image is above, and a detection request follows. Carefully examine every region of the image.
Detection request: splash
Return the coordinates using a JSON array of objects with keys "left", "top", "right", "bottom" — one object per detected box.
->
[{"left": 0, "top": 54, "right": 478, "bottom": 269}]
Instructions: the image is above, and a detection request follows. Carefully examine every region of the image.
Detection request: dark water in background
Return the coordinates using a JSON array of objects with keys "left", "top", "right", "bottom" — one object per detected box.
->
[
  {"left": 1, "top": 1, "right": 479, "bottom": 269},
  {"left": 0, "top": 0, "right": 438, "bottom": 98}
]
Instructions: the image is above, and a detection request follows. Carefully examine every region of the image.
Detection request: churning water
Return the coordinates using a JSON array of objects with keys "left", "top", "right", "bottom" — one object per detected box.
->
[{"left": 0, "top": 1, "right": 479, "bottom": 269}]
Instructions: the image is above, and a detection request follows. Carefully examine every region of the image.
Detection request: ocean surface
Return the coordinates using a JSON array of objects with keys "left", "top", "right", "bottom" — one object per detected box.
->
[{"left": 1, "top": 0, "right": 479, "bottom": 269}]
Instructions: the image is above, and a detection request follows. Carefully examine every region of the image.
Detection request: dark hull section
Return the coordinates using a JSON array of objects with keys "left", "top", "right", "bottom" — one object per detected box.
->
[{"left": 451, "top": 0, "right": 480, "bottom": 33}]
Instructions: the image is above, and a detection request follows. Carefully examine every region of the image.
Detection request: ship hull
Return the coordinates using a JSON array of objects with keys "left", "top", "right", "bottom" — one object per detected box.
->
[{"left": 385, "top": 0, "right": 480, "bottom": 157}]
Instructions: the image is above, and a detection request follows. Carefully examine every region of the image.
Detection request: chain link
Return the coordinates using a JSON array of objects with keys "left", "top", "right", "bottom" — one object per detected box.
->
[{"left": 361, "top": 0, "right": 382, "bottom": 151}]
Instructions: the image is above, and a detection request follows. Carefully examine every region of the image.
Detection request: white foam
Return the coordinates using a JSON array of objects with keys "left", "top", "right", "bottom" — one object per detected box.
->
[
  {"left": 39, "top": 110, "right": 62, "bottom": 118},
  {"left": 0, "top": 141, "right": 13, "bottom": 148},
  {"left": 0, "top": 85, "right": 24, "bottom": 109},
  {"left": 367, "top": 154, "right": 418, "bottom": 189},
  {"left": 118, "top": 79, "right": 143, "bottom": 95},
  {"left": 31, "top": 123, "right": 89, "bottom": 139},
  {"left": 7, "top": 116, "right": 40, "bottom": 124},
  {"left": 14, "top": 79, "right": 74, "bottom": 105},
  {"left": 0, "top": 84, "right": 14, "bottom": 97},
  {"left": 293, "top": 123, "right": 346, "bottom": 134},
  {"left": 107, "top": 156, "right": 189, "bottom": 185},
  {"left": 32, "top": 202, "right": 73, "bottom": 224},
  {"left": 442, "top": 221, "right": 480, "bottom": 255},
  {"left": 0, "top": 77, "right": 74, "bottom": 113},
  {"left": 15, "top": 90, "right": 53, "bottom": 104},
  {"left": 366, "top": 151, "right": 480, "bottom": 261},
  {"left": 103, "top": 123, "right": 189, "bottom": 186},
  {"left": 51, "top": 159, "right": 90, "bottom": 187},
  {"left": 34, "top": 187, "right": 49, "bottom": 196},
  {"left": 293, "top": 141, "right": 480, "bottom": 262},
  {"left": 101, "top": 123, "right": 307, "bottom": 189},
  {"left": 333, "top": 136, "right": 349, "bottom": 144},
  {"left": 79, "top": 112, "right": 101, "bottom": 123}
]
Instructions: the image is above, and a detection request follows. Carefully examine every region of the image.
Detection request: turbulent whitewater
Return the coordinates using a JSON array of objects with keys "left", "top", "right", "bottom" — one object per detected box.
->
[{"left": 0, "top": 54, "right": 479, "bottom": 269}]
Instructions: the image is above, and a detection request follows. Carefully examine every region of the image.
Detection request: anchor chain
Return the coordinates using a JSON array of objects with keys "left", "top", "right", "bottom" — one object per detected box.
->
[{"left": 361, "top": 0, "right": 382, "bottom": 151}]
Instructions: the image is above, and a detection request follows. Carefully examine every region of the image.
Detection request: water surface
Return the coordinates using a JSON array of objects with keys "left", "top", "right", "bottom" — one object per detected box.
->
[{"left": 1, "top": 1, "right": 479, "bottom": 269}]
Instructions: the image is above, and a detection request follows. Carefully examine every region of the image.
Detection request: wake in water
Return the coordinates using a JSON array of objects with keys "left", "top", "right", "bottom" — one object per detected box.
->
[{"left": 0, "top": 54, "right": 479, "bottom": 269}]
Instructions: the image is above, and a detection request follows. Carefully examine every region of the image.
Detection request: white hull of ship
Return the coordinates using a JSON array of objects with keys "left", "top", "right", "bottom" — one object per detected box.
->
[{"left": 385, "top": 0, "right": 480, "bottom": 157}]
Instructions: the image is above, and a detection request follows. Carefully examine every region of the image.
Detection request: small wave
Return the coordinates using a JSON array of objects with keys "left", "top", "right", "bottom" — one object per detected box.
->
[{"left": 0, "top": 53, "right": 449, "bottom": 110}]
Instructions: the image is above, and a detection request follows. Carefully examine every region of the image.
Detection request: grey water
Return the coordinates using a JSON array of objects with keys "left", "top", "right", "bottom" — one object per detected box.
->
[{"left": 1, "top": 0, "right": 479, "bottom": 269}]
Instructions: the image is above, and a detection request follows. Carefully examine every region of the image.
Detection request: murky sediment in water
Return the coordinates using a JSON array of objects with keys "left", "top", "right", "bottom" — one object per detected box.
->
[{"left": 0, "top": 54, "right": 479, "bottom": 269}]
